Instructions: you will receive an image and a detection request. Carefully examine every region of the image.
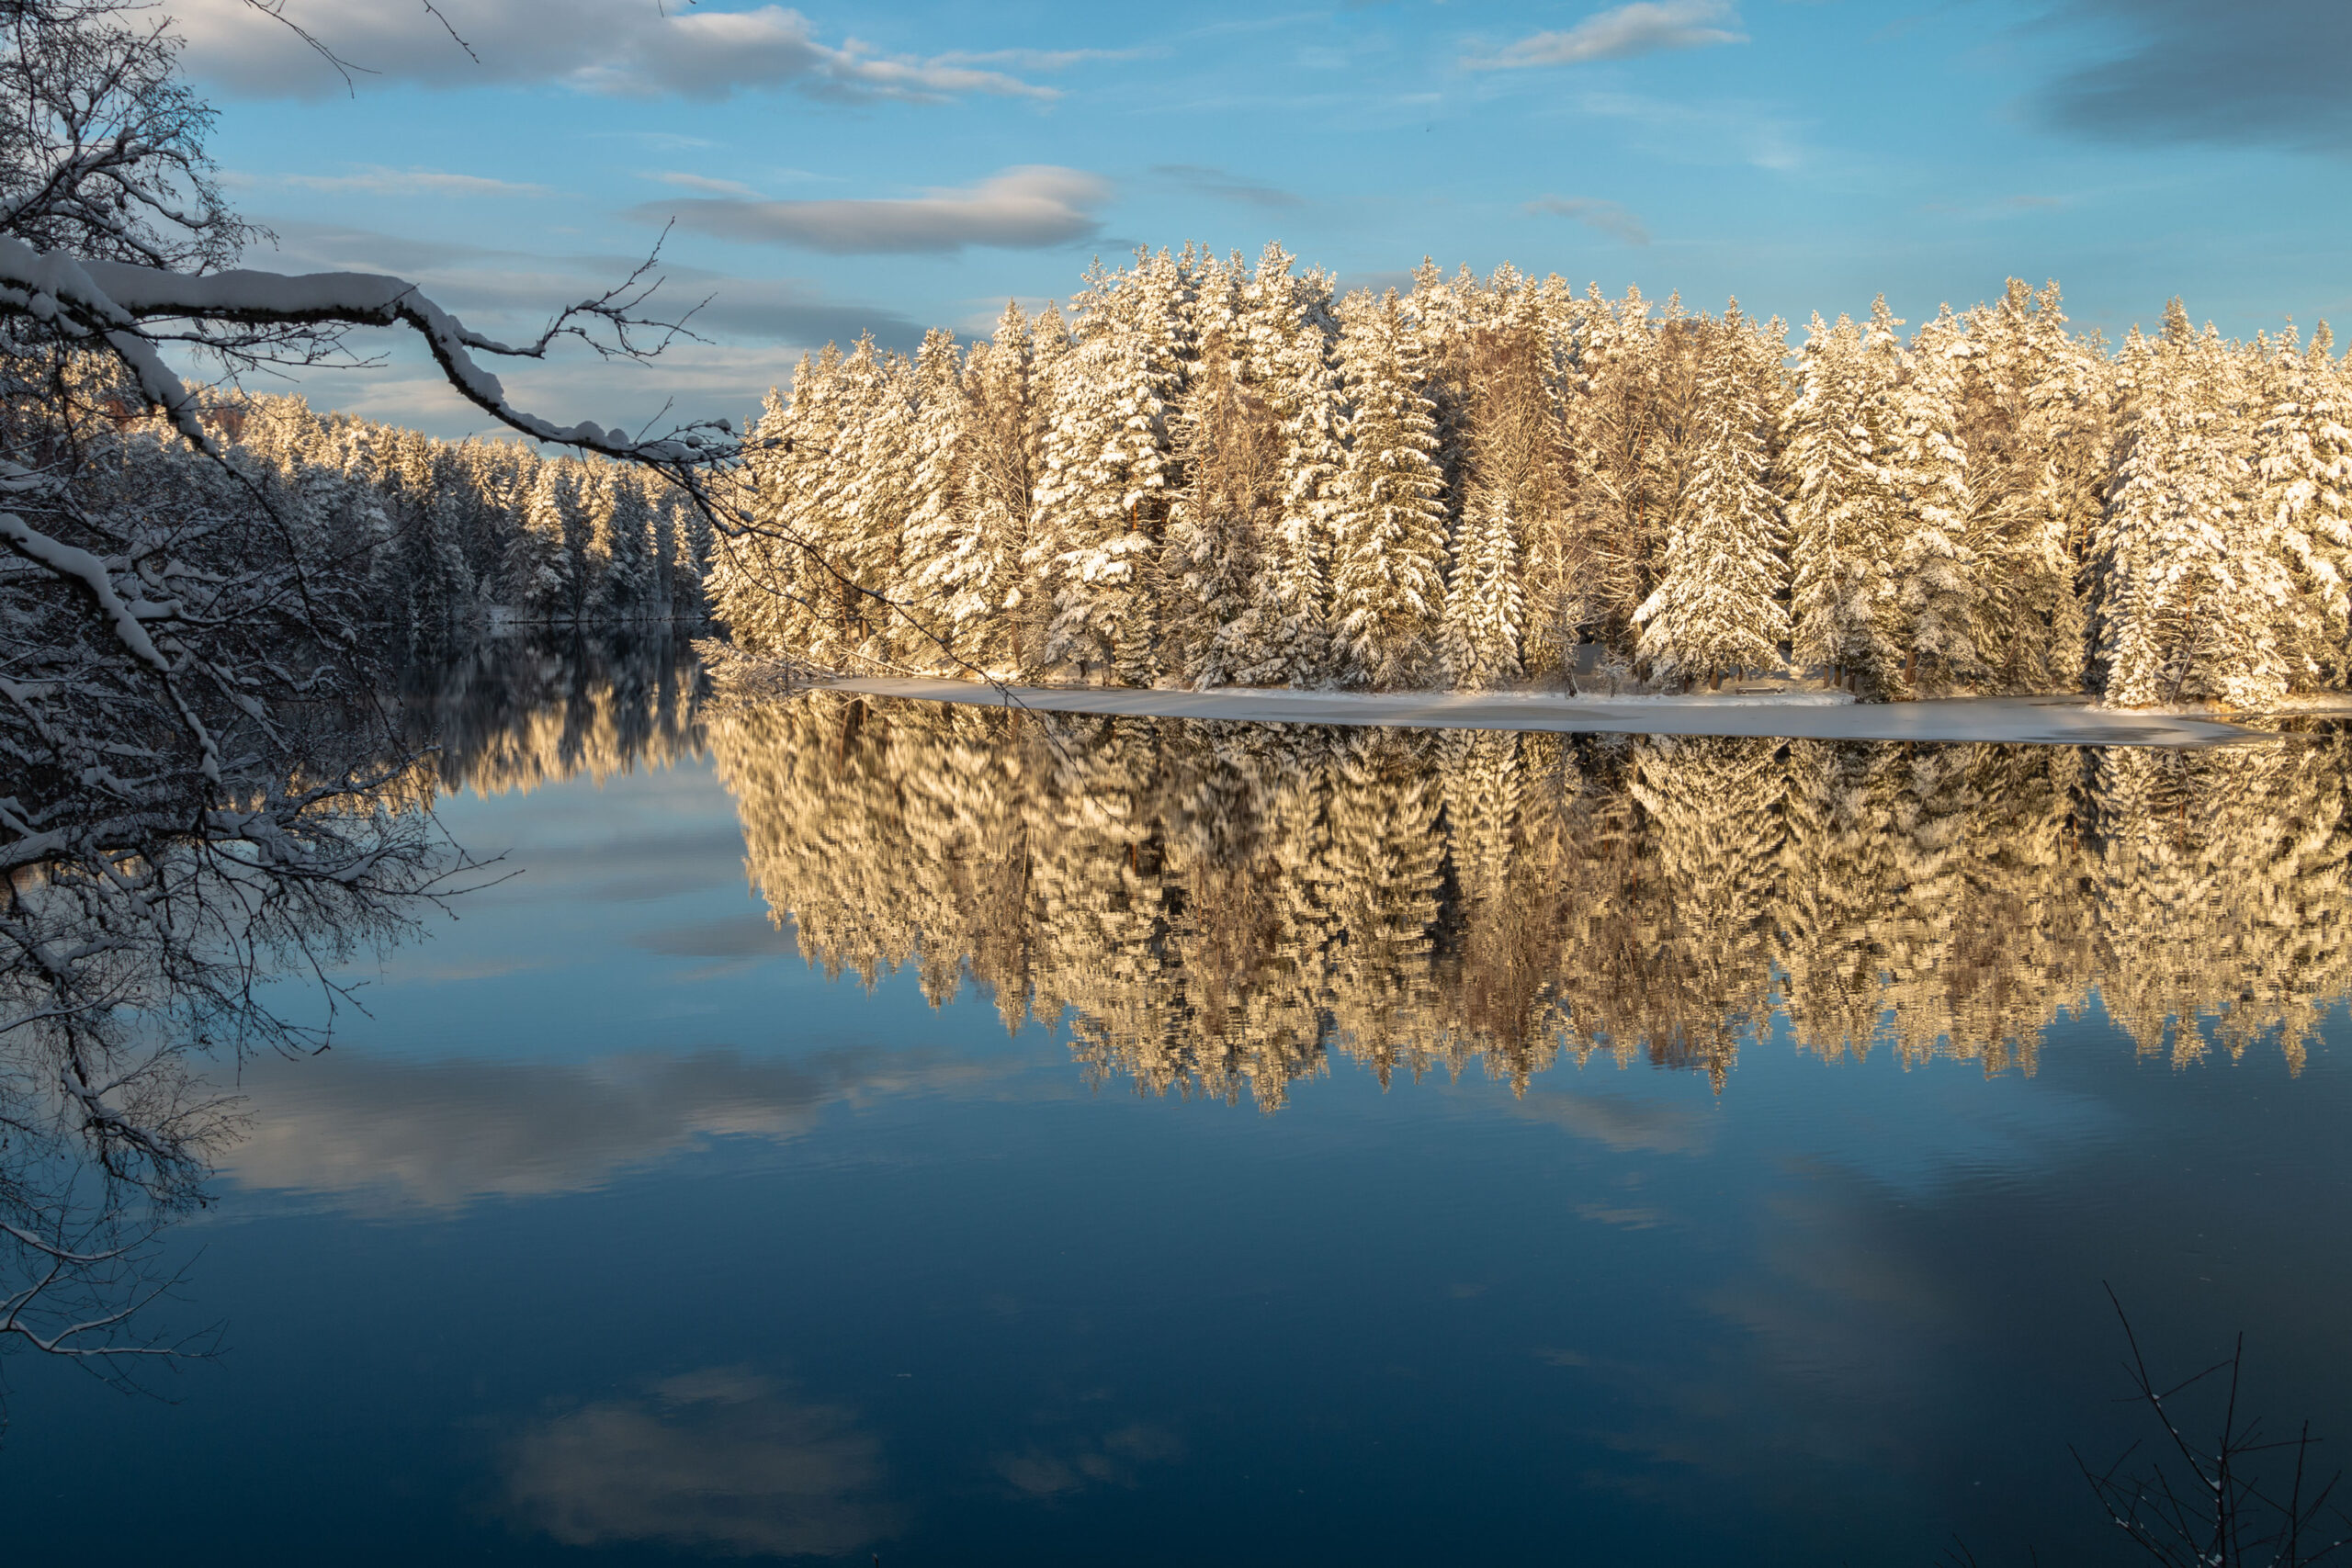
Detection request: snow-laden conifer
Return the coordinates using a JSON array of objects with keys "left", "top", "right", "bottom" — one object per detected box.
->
[
  {"left": 1437, "top": 484, "right": 1526, "bottom": 686},
  {"left": 1634, "top": 306, "right": 1788, "bottom": 689},
  {"left": 1786, "top": 312, "right": 1898, "bottom": 690},
  {"left": 2256, "top": 322, "right": 2352, "bottom": 688},
  {"left": 1330, "top": 291, "right": 1449, "bottom": 688},
  {"left": 1247, "top": 244, "right": 1345, "bottom": 685},
  {"left": 1164, "top": 250, "right": 1278, "bottom": 685},
  {"left": 2097, "top": 310, "right": 2290, "bottom": 707},
  {"left": 1883, "top": 305, "right": 1982, "bottom": 694},
  {"left": 895, "top": 327, "right": 980, "bottom": 669},
  {"left": 1035, "top": 253, "right": 1191, "bottom": 683}
]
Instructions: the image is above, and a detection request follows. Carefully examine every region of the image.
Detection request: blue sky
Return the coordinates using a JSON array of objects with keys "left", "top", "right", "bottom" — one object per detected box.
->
[{"left": 168, "top": 0, "right": 2352, "bottom": 438}]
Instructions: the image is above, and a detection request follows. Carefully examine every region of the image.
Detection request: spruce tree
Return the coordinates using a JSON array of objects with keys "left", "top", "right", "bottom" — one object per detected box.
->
[
  {"left": 1786, "top": 312, "right": 1898, "bottom": 690},
  {"left": 1885, "top": 305, "right": 1982, "bottom": 693},
  {"left": 1634, "top": 307, "right": 1789, "bottom": 689},
  {"left": 1036, "top": 253, "right": 1191, "bottom": 683},
  {"left": 1330, "top": 291, "right": 1450, "bottom": 688}
]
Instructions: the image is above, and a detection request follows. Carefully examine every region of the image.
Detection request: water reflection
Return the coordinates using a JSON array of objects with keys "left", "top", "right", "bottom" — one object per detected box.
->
[
  {"left": 711, "top": 693, "right": 2352, "bottom": 1105},
  {"left": 0, "top": 630, "right": 707, "bottom": 1370},
  {"left": 226, "top": 1046, "right": 967, "bottom": 1210},
  {"left": 397, "top": 626, "right": 707, "bottom": 799},
  {"left": 503, "top": 1370, "right": 896, "bottom": 1556}
]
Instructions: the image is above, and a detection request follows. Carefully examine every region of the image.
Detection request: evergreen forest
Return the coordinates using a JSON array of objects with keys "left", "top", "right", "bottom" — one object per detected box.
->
[{"left": 712, "top": 249, "right": 2352, "bottom": 708}]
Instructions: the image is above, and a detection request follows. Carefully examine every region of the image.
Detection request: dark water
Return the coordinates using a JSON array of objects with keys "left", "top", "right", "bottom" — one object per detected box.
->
[{"left": 9, "top": 637, "right": 2352, "bottom": 1565}]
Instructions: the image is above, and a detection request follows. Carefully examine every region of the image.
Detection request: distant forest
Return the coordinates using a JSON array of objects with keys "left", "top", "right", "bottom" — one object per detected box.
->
[
  {"left": 212, "top": 396, "right": 713, "bottom": 641},
  {"left": 712, "top": 248, "right": 2352, "bottom": 708}
]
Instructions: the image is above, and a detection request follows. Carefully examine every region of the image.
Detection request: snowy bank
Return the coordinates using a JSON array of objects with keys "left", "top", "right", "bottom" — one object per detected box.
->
[{"left": 813, "top": 677, "right": 2265, "bottom": 749}]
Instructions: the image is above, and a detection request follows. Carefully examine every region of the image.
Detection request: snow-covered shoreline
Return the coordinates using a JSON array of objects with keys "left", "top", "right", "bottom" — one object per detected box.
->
[{"left": 810, "top": 675, "right": 2267, "bottom": 748}]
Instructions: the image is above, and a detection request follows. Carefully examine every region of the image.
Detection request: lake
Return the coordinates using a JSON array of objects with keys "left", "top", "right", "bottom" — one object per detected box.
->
[{"left": 7, "top": 634, "right": 2349, "bottom": 1565}]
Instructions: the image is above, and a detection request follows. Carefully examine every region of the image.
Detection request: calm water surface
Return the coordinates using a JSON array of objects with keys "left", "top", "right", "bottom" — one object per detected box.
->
[{"left": 9, "top": 638, "right": 2351, "bottom": 1565}]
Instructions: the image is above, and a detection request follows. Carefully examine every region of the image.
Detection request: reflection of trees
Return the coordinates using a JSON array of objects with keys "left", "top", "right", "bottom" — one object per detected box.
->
[
  {"left": 0, "top": 631, "right": 704, "bottom": 1381},
  {"left": 398, "top": 627, "right": 707, "bottom": 799},
  {"left": 714, "top": 694, "right": 2352, "bottom": 1109},
  {"left": 0, "top": 733, "right": 452, "bottom": 1376}
]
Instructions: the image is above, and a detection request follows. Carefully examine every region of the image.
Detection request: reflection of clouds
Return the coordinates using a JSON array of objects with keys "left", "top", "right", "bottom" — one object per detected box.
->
[
  {"left": 993, "top": 1424, "right": 1183, "bottom": 1499},
  {"left": 631, "top": 916, "right": 801, "bottom": 960},
  {"left": 506, "top": 1370, "right": 892, "bottom": 1557},
  {"left": 223, "top": 1046, "right": 978, "bottom": 1209},
  {"left": 1514, "top": 1089, "right": 1713, "bottom": 1155}
]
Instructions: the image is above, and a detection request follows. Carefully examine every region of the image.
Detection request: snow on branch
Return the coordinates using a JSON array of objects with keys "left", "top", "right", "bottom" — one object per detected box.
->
[{"left": 0, "top": 233, "right": 740, "bottom": 472}]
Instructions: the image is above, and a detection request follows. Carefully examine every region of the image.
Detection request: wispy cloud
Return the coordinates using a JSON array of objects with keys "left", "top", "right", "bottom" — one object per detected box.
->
[
  {"left": 647, "top": 171, "right": 763, "bottom": 199},
  {"left": 1526, "top": 195, "right": 1652, "bottom": 244},
  {"left": 631, "top": 165, "right": 1114, "bottom": 254},
  {"left": 171, "top": 0, "right": 1078, "bottom": 104},
  {"left": 1466, "top": 1, "right": 1747, "bottom": 70},
  {"left": 279, "top": 164, "right": 548, "bottom": 197},
  {"left": 1150, "top": 163, "right": 1306, "bottom": 211}
]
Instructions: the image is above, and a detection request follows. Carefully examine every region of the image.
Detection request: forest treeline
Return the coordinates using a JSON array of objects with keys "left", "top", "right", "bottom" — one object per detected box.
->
[
  {"left": 214, "top": 395, "right": 714, "bottom": 641},
  {"left": 713, "top": 248, "right": 2352, "bottom": 707},
  {"left": 710, "top": 692, "right": 2352, "bottom": 1106}
]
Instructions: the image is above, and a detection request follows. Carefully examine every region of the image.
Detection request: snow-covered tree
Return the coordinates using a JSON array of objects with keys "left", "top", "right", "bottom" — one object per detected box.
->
[
  {"left": 2255, "top": 322, "right": 2352, "bottom": 688},
  {"left": 1634, "top": 305, "right": 1788, "bottom": 688},
  {"left": 1884, "top": 304, "right": 1983, "bottom": 694},
  {"left": 1330, "top": 291, "right": 1450, "bottom": 688},
  {"left": 1786, "top": 312, "right": 1899, "bottom": 691},
  {"left": 893, "top": 326, "right": 979, "bottom": 669},
  {"left": 1251, "top": 245, "right": 1346, "bottom": 685},
  {"left": 2096, "top": 309, "right": 2290, "bottom": 707},
  {"left": 1164, "top": 250, "right": 1282, "bottom": 686},
  {"left": 1035, "top": 253, "right": 1191, "bottom": 683}
]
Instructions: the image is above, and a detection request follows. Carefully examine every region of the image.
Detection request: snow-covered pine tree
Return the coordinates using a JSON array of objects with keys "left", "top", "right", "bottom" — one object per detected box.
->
[
  {"left": 2096, "top": 308, "right": 2289, "bottom": 707},
  {"left": 1634, "top": 303, "right": 1789, "bottom": 689},
  {"left": 953, "top": 302, "right": 1044, "bottom": 674},
  {"left": 1786, "top": 312, "right": 1900, "bottom": 691},
  {"left": 833, "top": 334, "right": 920, "bottom": 662},
  {"left": 1883, "top": 305, "right": 1983, "bottom": 694},
  {"left": 1447, "top": 271, "right": 1564, "bottom": 683},
  {"left": 707, "top": 384, "right": 794, "bottom": 652},
  {"left": 1560, "top": 284, "right": 1663, "bottom": 661},
  {"left": 1436, "top": 482, "right": 1525, "bottom": 686},
  {"left": 1254, "top": 245, "right": 1346, "bottom": 686},
  {"left": 1330, "top": 290, "right": 1451, "bottom": 688},
  {"left": 895, "top": 326, "right": 979, "bottom": 670},
  {"left": 1164, "top": 250, "right": 1280, "bottom": 686},
  {"left": 1950, "top": 280, "right": 2097, "bottom": 692},
  {"left": 503, "top": 463, "right": 572, "bottom": 620},
  {"left": 594, "top": 467, "right": 656, "bottom": 621},
  {"left": 2255, "top": 321, "right": 2352, "bottom": 689},
  {"left": 767, "top": 345, "right": 859, "bottom": 661},
  {"left": 2015, "top": 281, "right": 2109, "bottom": 691},
  {"left": 1036, "top": 252, "right": 1191, "bottom": 683}
]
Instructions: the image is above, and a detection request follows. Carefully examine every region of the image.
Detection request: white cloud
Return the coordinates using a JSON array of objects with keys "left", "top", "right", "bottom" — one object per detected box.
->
[
  {"left": 1526, "top": 195, "right": 1652, "bottom": 245},
  {"left": 1467, "top": 1, "right": 1747, "bottom": 70},
  {"left": 169, "top": 0, "right": 1066, "bottom": 102},
  {"left": 279, "top": 164, "right": 548, "bottom": 197},
  {"left": 646, "top": 171, "right": 763, "bottom": 199},
  {"left": 632, "top": 165, "right": 1113, "bottom": 254}
]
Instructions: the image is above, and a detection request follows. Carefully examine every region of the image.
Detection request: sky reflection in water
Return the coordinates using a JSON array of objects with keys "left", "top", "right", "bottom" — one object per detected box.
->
[{"left": 6, "top": 645, "right": 2349, "bottom": 1567}]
